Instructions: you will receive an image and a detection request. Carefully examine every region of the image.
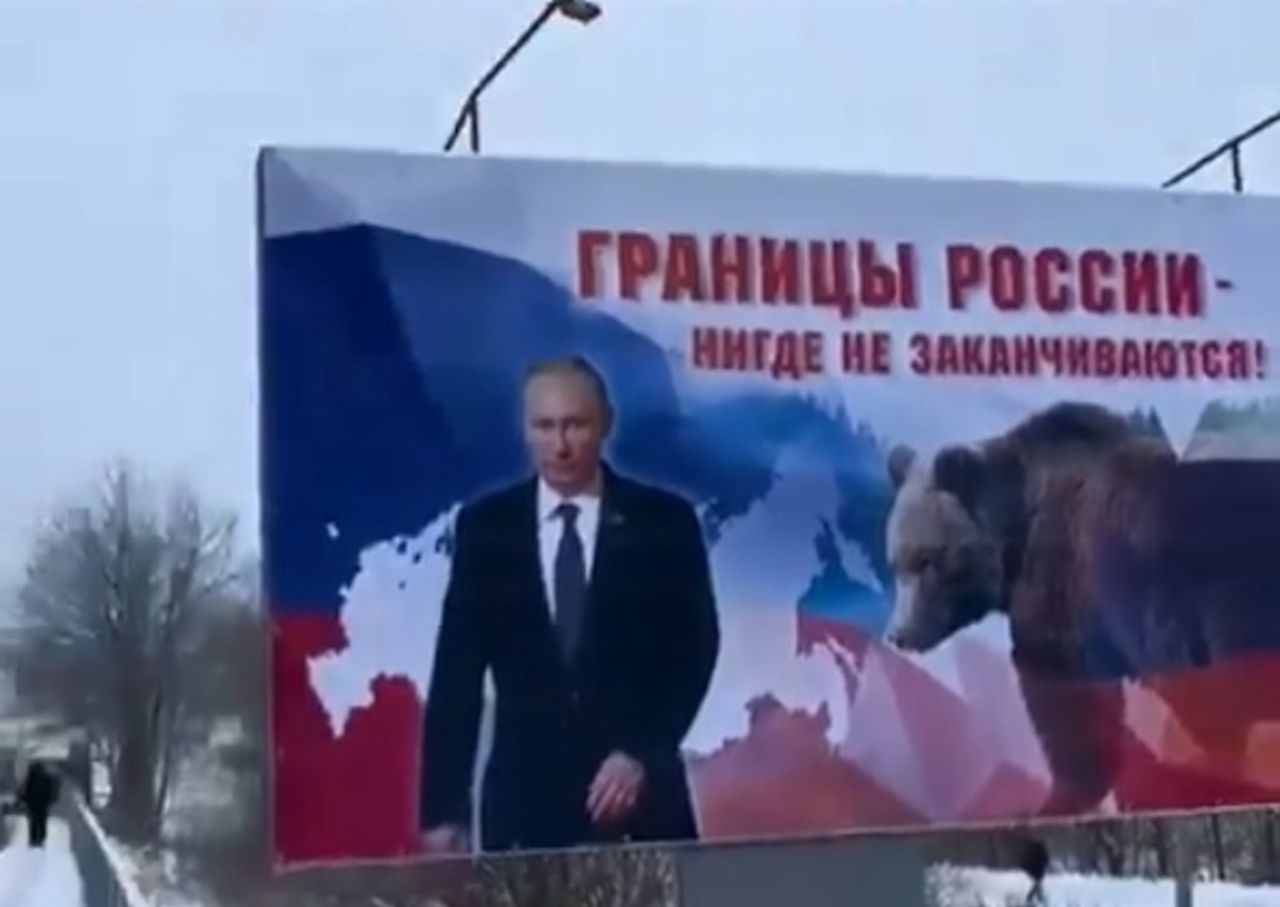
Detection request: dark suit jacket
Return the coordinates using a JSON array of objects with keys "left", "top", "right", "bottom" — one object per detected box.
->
[{"left": 419, "top": 465, "right": 720, "bottom": 851}]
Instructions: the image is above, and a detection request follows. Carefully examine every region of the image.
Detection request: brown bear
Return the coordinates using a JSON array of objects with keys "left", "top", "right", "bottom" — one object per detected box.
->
[{"left": 884, "top": 400, "right": 1280, "bottom": 815}]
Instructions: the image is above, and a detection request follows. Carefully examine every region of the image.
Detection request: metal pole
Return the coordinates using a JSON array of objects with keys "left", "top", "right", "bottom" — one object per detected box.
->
[
  {"left": 1162, "top": 109, "right": 1280, "bottom": 189},
  {"left": 468, "top": 101, "right": 481, "bottom": 154},
  {"left": 1172, "top": 823, "right": 1194, "bottom": 907},
  {"left": 442, "top": 1, "right": 561, "bottom": 153},
  {"left": 1175, "top": 874, "right": 1194, "bottom": 907},
  {"left": 1230, "top": 143, "right": 1244, "bottom": 193}
]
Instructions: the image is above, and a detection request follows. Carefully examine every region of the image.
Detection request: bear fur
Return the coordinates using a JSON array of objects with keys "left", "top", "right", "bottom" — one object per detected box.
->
[{"left": 884, "top": 400, "right": 1280, "bottom": 814}]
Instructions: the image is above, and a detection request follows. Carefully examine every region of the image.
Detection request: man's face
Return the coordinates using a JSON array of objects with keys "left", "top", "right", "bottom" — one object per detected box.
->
[{"left": 523, "top": 370, "right": 608, "bottom": 495}]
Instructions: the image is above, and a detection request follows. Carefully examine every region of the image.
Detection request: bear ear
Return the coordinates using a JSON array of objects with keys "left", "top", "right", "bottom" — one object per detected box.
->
[
  {"left": 933, "top": 445, "right": 988, "bottom": 511},
  {"left": 887, "top": 444, "right": 917, "bottom": 489}
]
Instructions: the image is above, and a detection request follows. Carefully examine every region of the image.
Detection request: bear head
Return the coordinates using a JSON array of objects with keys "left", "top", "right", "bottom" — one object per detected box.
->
[{"left": 883, "top": 442, "right": 1020, "bottom": 653}]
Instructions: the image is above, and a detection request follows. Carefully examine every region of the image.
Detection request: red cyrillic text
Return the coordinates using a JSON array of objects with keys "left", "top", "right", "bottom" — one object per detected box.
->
[
  {"left": 945, "top": 245, "right": 1205, "bottom": 317},
  {"left": 579, "top": 230, "right": 918, "bottom": 316},
  {"left": 690, "top": 327, "right": 825, "bottom": 379}
]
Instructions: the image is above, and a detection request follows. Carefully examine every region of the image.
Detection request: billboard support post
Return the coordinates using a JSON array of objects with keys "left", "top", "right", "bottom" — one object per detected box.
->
[{"left": 1172, "top": 827, "right": 1194, "bottom": 907}]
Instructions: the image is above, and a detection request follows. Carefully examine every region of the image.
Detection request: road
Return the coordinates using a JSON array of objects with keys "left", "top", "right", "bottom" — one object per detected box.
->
[{"left": 0, "top": 817, "right": 85, "bottom": 907}]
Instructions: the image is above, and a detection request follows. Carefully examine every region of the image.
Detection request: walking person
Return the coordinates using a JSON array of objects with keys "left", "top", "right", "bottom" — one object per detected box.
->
[
  {"left": 18, "top": 760, "right": 59, "bottom": 848},
  {"left": 1017, "top": 835, "right": 1050, "bottom": 906}
]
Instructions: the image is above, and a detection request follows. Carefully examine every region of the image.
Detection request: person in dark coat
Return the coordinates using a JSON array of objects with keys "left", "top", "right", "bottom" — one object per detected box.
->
[
  {"left": 1016, "top": 835, "right": 1050, "bottom": 905},
  {"left": 18, "top": 760, "right": 59, "bottom": 848}
]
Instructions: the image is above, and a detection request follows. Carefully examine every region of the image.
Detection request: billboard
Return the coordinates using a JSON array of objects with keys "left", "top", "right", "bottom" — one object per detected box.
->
[{"left": 258, "top": 147, "right": 1280, "bottom": 867}]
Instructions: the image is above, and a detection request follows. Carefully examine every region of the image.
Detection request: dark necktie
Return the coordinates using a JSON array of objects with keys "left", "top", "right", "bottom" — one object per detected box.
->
[{"left": 553, "top": 502, "right": 587, "bottom": 658}]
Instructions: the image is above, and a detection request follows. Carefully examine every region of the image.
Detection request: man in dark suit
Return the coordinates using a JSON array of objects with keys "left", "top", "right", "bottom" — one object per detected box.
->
[{"left": 419, "top": 355, "right": 720, "bottom": 854}]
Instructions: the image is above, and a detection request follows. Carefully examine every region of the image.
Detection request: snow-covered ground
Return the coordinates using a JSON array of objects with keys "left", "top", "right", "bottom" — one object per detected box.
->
[
  {"left": 81, "top": 718, "right": 248, "bottom": 906},
  {"left": 931, "top": 865, "right": 1280, "bottom": 906},
  {"left": 107, "top": 837, "right": 213, "bottom": 907},
  {"left": 160, "top": 719, "right": 246, "bottom": 845},
  {"left": 0, "top": 817, "right": 85, "bottom": 907}
]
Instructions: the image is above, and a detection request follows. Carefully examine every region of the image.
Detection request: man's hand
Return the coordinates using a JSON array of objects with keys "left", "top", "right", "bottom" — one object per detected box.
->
[
  {"left": 421, "top": 824, "right": 470, "bottom": 855},
  {"left": 587, "top": 751, "right": 645, "bottom": 826}
]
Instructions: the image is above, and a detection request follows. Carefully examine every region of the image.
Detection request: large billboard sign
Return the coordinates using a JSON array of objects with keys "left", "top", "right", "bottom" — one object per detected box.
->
[{"left": 258, "top": 147, "right": 1280, "bottom": 867}]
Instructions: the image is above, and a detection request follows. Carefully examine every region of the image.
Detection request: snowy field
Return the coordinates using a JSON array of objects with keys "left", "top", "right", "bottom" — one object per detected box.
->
[
  {"left": 931, "top": 865, "right": 1280, "bottom": 906},
  {"left": 0, "top": 817, "right": 84, "bottom": 907}
]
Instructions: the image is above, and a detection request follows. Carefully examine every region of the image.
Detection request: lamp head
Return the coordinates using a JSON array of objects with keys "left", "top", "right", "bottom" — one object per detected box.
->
[{"left": 556, "top": 0, "right": 602, "bottom": 24}]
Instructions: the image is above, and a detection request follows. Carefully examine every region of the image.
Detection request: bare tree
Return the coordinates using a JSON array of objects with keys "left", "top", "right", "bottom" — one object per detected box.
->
[
  {"left": 170, "top": 592, "right": 274, "bottom": 902},
  {"left": 1209, "top": 813, "right": 1228, "bottom": 879},
  {"left": 1260, "top": 809, "right": 1280, "bottom": 882},
  {"left": 7, "top": 460, "right": 243, "bottom": 842},
  {"left": 1152, "top": 818, "right": 1171, "bottom": 876}
]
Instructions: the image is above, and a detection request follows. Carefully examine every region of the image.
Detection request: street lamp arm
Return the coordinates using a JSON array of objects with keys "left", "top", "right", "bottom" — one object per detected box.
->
[
  {"left": 1162, "top": 108, "right": 1280, "bottom": 191},
  {"left": 442, "top": 1, "right": 561, "bottom": 152}
]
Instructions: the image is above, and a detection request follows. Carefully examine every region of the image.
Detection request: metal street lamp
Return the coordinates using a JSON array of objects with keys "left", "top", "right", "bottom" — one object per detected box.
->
[{"left": 442, "top": 0, "right": 602, "bottom": 153}]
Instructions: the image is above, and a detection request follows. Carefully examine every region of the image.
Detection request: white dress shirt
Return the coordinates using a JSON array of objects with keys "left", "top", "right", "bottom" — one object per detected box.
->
[{"left": 536, "top": 478, "right": 601, "bottom": 618}]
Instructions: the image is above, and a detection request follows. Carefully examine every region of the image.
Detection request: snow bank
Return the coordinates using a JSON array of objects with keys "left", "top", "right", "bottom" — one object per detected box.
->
[{"left": 930, "top": 864, "right": 1280, "bottom": 907}]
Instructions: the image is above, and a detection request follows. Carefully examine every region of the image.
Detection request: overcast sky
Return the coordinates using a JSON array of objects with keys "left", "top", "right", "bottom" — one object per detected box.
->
[{"left": 1, "top": 0, "right": 1278, "bottom": 586}]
